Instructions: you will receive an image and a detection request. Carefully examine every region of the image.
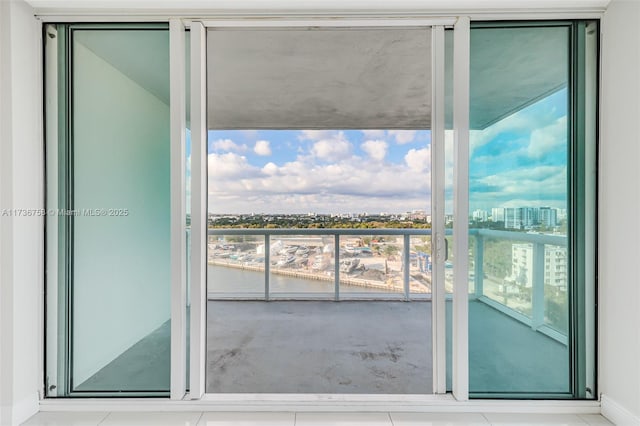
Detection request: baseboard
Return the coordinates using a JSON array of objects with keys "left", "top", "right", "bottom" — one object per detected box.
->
[
  {"left": 10, "top": 392, "right": 39, "bottom": 426},
  {"left": 601, "top": 394, "right": 640, "bottom": 425}
]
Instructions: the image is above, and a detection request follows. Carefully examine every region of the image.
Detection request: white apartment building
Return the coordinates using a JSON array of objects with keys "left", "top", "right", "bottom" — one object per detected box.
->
[{"left": 510, "top": 243, "right": 568, "bottom": 290}]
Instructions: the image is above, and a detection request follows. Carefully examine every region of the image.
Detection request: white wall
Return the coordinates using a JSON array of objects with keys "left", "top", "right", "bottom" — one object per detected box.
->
[
  {"left": 599, "top": 0, "right": 640, "bottom": 424},
  {"left": 0, "top": 0, "right": 44, "bottom": 425}
]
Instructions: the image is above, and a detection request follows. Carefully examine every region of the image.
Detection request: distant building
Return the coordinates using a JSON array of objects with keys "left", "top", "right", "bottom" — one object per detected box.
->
[
  {"left": 407, "top": 209, "right": 427, "bottom": 220},
  {"left": 472, "top": 209, "right": 488, "bottom": 222},
  {"left": 504, "top": 207, "right": 522, "bottom": 229},
  {"left": 491, "top": 207, "right": 504, "bottom": 222},
  {"left": 509, "top": 243, "right": 567, "bottom": 290},
  {"left": 521, "top": 207, "right": 537, "bottom": 228},
  {"left": 539, "top": 207, "right": 558, "bottom": 227},
  {"left": 556, "top": 208, "right": 568, "bottom": 221}
]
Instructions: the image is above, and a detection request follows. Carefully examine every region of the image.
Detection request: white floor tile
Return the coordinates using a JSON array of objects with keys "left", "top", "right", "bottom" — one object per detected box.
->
[
  {"left": 99, "top": 412, "right": 203, "bottom": 426},
  {"left": 390, "top": 412, "right": 490, "bottom": 425},
  {"left": 197, "top": 412, "right": 295, "bottom": 426},
  {"left": 21, "top": 411, "right": 108, "bottom": 426},
  {"left": 483, "top": 413, "right": 588, "bottom": 425},
  {"left": 577, "top": 414, "right": 614, "bottom": 425},
  {"left": 295, "top": 412, "right": 393, "bottom": 426}
]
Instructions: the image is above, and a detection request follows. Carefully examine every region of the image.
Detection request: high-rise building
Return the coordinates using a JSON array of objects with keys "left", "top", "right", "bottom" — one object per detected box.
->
[
  {"left": 491, "top": 207, "right": 505, "bottom": 222},
  {"left": 472, "top": 209, "right": 488, "bottom": 222},
  {"left": 509, "top": 243, "right": 567, "bottom": 290},
  {"left": 521, "top": 207, "right": 537, "bottom": 227},
  {"left": 504, "top": 207, "right": 522, "bottom": 229},
  {"left": 539, "top": 207, "right": 558, "bottom": 227}
]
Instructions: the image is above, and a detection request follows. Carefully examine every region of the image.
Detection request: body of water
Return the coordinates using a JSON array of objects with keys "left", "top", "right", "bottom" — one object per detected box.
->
[{"left": 208, "top": 264, "right": 400, "bottom": 295}]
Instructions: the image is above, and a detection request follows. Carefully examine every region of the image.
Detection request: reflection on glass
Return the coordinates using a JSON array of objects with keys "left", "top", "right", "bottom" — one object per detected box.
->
[
  {"left": 71, "top": 28, "right": 170, "bottom": 393},
  {"left": 468, "top": 24, "right": 570, "bottom": 395}
]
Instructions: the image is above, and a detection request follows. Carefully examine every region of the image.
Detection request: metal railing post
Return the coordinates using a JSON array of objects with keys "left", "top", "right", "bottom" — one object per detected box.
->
[
  {"left": 334, "top": 234, "right": 340, "bottom": 301},
  {"left": 403, "top": 234, "right": 411, "bottom": 301},
  {"left": 264, "top": 235, "right": 270, "bottom": 301},
  {"left": 474, "top": 234, "right": 484, "bottom": 298},
  {"left": 531, "top": 242, "right": 545, "bottom": 329}
]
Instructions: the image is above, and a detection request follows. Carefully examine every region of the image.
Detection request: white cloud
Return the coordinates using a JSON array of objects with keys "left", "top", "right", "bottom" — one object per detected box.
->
[
  {"left": 211, "top": 138, "right": 247, "bottom": 153},
  {"left": 527, "top": 116, "right": 567, "bottom": 159},
  {"left": 389, "top": 130, "right": 417, "bottom": 144},
  {"left": 208, "top": 153, "right": 431, "bottom": 214},
  {"left": 470, "top": 165, "right": 567, "bottom": 210},
  {"left": 361, "top": 130, "right": 386, "bottom": 139},
  {"left": 310, "top": 131, "right": 353, "bottom": 162},
  {"left": 361, "top": 140, "right": 388, "bottom": 162},
  {"left": 404, "top": 147, "right": 431, "bottom": 172},
  {"left": 208, "top": 152, "right": 257, "bottom": 179},
  {"left": 206, "top": 130, "right": 435, "bottom": 214},
  {"left": 262, "top": 162, "right": 279, "bottom": 175},
  {"left": 254, "top": 140, "right": 272, "bottom": 156}
]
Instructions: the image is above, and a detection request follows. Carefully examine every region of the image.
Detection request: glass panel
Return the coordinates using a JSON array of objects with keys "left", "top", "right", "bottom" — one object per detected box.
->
[
  {"left": 468, "top": 24, "right": 570, "bottom": 395},
  {"left": 409, "top": 235, "right": 433, "bottom": 296},
  {"left": 70, "top": 28, "right": 171, "bottom": 393},
  {"left": 208, "top": 234, "right": 265, "bottom": 296},
  {"left": 339, "top": 234, "right": 405, "bottom": 297},
  {"left": 270, "top": 234, "right": 334, "bottom": 297}
]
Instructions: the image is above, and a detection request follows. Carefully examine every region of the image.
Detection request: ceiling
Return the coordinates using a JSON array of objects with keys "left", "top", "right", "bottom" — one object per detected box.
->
[
  {"left": 78, "top": 23, "right": 571, "bottom": 130},
  {"left": 207, "top": 28, "right": 432, "bottom": 129},
  {"left": 74, "top": 30, "right": 171, "bottom": 107}
]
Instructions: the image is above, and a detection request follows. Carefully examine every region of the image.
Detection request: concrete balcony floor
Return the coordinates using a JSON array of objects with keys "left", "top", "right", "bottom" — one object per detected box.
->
[
  {"left": 76, "top": 300, "right": 569, "bottom": 395},
  {"left": 207, "top": 300, "right": 432, "bottom": 394}
]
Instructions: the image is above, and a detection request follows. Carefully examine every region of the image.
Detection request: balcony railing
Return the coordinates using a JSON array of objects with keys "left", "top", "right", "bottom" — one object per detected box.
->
[
  {"left": 207, "top": 228, "right": 432, "bottom": 301},
  {"left": 202, "top": 227, "right": 568, "bottom": 344},
  {"left": 468, "top": 228, "right": 568, "bottom": 344}
]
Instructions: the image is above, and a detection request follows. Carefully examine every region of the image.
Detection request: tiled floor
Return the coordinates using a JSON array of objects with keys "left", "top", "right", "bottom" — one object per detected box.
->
[{"left": 21, "top": 411, "right": 614, "bottom": 425}]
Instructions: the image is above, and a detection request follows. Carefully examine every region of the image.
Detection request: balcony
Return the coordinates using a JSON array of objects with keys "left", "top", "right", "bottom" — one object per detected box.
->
[
  {"left": 76, "top": 228, "right": 569, "bottom": 395},
  {"left": 205, "top": 228, "right": 568, "bottom": 341},
  {"left": 201, "top": 227, "right": 569, "bottom": 394}
]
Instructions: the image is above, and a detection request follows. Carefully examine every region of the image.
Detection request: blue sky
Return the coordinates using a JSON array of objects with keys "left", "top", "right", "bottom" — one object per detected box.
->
[
  {"left": 205, "top": 129, "right": 432, "bottom": 214},
  {"left": 467, "top": 88, "right": 568, "bottom": 212},
  {"left": 200, "top": 88, "right": 568, "bottom": 215}
]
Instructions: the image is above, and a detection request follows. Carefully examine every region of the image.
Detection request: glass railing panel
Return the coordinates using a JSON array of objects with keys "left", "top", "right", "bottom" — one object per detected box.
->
[
  {"left": 208, "top": 234, "right": 265, "bottom": 296},
  {"left": 338, "top": 234, "right": 405, "bottom": 297},
  {"left": 542, "top": 244, "right": 569, "bottom": 335},
  {"left": 479, "top": 238, "right": 535, "bottom": 318},
  {"left": 408, "top": 235, "right": 432, "bottom": 297},
  {"left": 268, "top": 234, "right": 335, "bottom": 298}
]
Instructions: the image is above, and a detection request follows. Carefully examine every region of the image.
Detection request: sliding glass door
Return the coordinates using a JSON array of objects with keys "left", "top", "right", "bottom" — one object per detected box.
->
[
  {"left": 44, "top": 18, "right": 597, "bottom": 400},
  {"left": 466, "top": 21, "right": 597, "bottom": 398},
  {"left": 45, "top": 24, "right": 172, "bottom": 396}
]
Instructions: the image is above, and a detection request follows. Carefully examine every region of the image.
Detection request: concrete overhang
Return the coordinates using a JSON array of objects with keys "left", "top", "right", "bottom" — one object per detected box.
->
[{"left": 74, "top": 20, "right": 574, "bottom": 131}]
